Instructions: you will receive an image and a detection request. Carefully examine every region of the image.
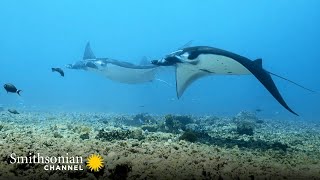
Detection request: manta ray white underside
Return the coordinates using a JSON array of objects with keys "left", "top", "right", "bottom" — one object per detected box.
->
[
  {"left": 87, "top": 63, "right": 158, "bottom": 84},
  {"left": 176, "top": 54, "right": 251, "bottom": 98}
]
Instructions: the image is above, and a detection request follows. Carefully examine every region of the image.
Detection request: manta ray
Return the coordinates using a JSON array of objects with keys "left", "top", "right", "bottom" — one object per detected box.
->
[
  {"left": 66, "top": 42, "right": 159, "bottom": 84},
  {"left": 152, "top": 46, "right": 315, "bottom": 116}
]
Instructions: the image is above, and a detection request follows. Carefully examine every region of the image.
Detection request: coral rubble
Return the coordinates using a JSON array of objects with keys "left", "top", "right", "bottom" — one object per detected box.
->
[{"left": 0, "top": 111, "right": 319, "bottom": 179}]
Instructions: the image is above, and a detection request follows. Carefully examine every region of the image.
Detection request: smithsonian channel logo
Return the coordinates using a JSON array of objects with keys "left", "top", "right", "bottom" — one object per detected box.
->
[{"left": 9, "top": 152, "right": 104, "bottom": 172}]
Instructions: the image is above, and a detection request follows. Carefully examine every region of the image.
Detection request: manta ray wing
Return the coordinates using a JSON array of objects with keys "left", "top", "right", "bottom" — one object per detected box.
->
[
  {"left": 105, "top": 64, "right": 157, "bottom": 84},
  {"left": 175, "top": 63, "right": 207, "bottom": 98}
]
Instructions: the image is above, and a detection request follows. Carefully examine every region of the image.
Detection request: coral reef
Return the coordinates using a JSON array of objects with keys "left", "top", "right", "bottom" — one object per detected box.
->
[
  {"left": 233, "top": 111, "right": 258, "bottom": 135},
  {"left": 132, "top": 113, "right": 156, "bottom": 125},
  {"left": 80, "top": 133, "right": 89, "bottom": 140},
  {"left": 141, "top": 125, "right": 158, "bottom": 132},
  {"left": 53, "top": 132, "right": 63, "bottom": 138},
  {"left": 96, "top": 128, "right": 144, "bottom": 141},
  {"left": 164, "top": 114, "right": 194, "bottom": 133},
  {"left": 233, "top": 111, "right": 259, "bottom": 123},
  {"left": 108, "top": 164, "right": 132, "bottom": 180},
  {"left": 179, "top": 131, "right": 198, "bottom": 142},
  {"left": 0, "top": 111, "right": 319, "bottom": 179},
  {"left": 236, "top": 120, "right": 255, "bottom": 135},
  {"left": 112, "top": 113, "right": 158, "bottom": 127}
]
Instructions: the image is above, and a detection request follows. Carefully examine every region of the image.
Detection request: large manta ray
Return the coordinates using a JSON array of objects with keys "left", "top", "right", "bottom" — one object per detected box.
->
[
  {"left": 152, "top": 46, "right": 315, "bottom": 116},
  {"left": 66, "top": 42, "right": 159, "bottom": 84}
]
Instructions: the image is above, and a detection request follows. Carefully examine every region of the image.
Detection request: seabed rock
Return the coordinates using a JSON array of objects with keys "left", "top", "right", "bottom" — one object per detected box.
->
[
  {"left": 164, "top": 114, "right": 194, "bottom": 134},
  {"left": 233, "top": 111, "right": 259, "bottom": 136},
  {"left": 79, "top": 133, "right": 89, "bottom": 140},
  {"left": 141, "top": 125, "right": 158, "bottom": 132},
  {"left": 179, "top": 131, "right": 198, "bottom": 142},
  {"left": 96, "top": 128, "right": 144, "bottom": 141},
  {"left": 236, "top": 120, "right": 255, "bottom": 136},
  {"left": 108, "top": 164, "right": 132, "bottom": 180},
  {"left": 1, "top": 111, "right": 319, "bottom": 179},
  {"left": 53, "top": 132, "right": 63, "bottom": 138},
  {"left": 132, "top": 113, "right": 156, "bottom": 125}
]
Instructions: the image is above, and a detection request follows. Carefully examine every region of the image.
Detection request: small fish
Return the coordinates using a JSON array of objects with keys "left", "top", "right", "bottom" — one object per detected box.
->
[
  {"left": 52, "top": 68, "right": 64, "bottom": 77},
  {"left": 255, "top": 108, "right": 263, "bottom": 113},
  {"left": 8, "top": 109, "right": 19, "bottom": 114},
  {"left": 3, "top": 83, "right": 22, "bottom": 96}
]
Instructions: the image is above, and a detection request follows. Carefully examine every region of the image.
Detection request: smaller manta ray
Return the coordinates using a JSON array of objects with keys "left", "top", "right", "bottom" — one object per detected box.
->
[
  {"left": 52, "top": 68, "right": 64, "bottom": 77},
  {"left": 152, "top": 46, "right": 315, "bottom": 116},
  {"left": 66, "top": 42, "right": 159, "bottom": 84}
]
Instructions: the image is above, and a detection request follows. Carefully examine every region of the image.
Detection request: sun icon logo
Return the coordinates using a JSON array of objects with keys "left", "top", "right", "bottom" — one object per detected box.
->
[{"left": 86, "top": 154, "right": 104, "bottom": 172}]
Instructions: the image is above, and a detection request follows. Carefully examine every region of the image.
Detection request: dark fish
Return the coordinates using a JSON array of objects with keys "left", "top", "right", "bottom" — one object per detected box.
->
[
  {"left": 8, "top": 109, "right": 19, "bottom": 114},
  {"left": 255, "top": 108, "right": 263, "bottom": 112},
  {"left": 3, "top": 83, "right": 22, "bottom": 96},
  {"left": 52, "top": 68, "right": 64, "bottom": 77}
]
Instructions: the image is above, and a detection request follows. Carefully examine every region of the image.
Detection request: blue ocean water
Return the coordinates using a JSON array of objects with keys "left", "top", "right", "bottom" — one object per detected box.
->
[{"left": 0, "top": 0, "right": 319, "bottom": 120}]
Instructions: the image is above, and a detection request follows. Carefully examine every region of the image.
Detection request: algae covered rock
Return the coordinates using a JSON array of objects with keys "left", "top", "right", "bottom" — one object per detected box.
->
[
  {"left": 119, "top": 113, "right": 156, "bottom": 127},
  {"left": 96, "top": 128, "right": 144, "bottom": 141},
  {"left": 233, "top": 111, "right": 258, "bottom": 123},
  {"left": 179, "top": 130, "right": 212, "bottom": 143},
  {"left": 131, "top": 129, "right": 144, "bottom": 140},
  {"left": 53, "top": 132, "right": 63, "bottom": 138},
  {"left": 233, "top": 111, "right": 258, "bottom": 135},
  {"left": 164, "top": 114, "right": 194, "bottom": 133},
  {"left": 179, "top": 131, "right": 198, "bottom": 142},
  {"left": 72, "top": 125, "right": 91, "bottom": 134},
  {"left": 141, "top": 125, "right": 158, "bottom": 132},
  {"left": 185, "top": 123, "right": 199, "bottom": 132},
  {"left": 133, "top": 113, "right": 156, "bottom": 125},
  {"left": 109, "top": 163, "right": 132, "bottom": 180},
  {"left": 236, "top": 120, "right": 255, "bottom": 135},
  {"left": 80, "top": 133, "right": 89, "bottom": 140}
]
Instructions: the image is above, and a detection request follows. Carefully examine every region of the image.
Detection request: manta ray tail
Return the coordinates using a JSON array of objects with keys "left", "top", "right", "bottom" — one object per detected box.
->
[
  {"left": 267, "top": 71, "right": 317, "bottom": 93},
  {"left": 83, "top": 42, "right": 96, "bottom": 60}
]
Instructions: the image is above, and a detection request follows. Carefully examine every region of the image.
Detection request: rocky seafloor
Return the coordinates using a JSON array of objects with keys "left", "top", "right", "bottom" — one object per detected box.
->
[{"left": 0, "top": 110, "right": 319, "bottom": 180}]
